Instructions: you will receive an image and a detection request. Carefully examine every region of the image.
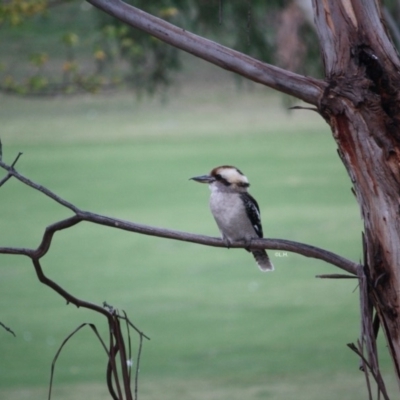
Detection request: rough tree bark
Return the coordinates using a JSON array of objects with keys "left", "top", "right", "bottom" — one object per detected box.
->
[
  {"left": 81, "top": 0, "right": 400, "bottom": 392},
  {"left": 313, "top": 1, "right": 400, "bottom": 384}
]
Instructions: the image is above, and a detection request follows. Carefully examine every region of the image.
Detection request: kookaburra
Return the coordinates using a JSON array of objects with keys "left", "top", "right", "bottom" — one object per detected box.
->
[{"left": 191, "top": 165, "right": 274, "bottom": 272}]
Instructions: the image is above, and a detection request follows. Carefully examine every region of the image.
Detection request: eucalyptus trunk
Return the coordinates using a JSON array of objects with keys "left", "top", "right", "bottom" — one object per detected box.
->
[{"left": 312, "top": 1, "right": 400, "bottom": 385}]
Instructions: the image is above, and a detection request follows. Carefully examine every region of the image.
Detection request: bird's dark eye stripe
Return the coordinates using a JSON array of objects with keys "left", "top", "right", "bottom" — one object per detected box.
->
[{"left": 215, "top": 174, "right": 231, "bottom": 186}]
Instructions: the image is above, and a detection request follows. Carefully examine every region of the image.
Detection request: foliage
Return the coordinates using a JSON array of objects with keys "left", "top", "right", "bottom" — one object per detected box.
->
[
  {"left": 0, "top": 0, "right": 324, "bottom": 96},
  {"left": 0, "top": 0, "right": 48, "bottom": 25},
  {"left": 3, "top": 0, "right": 399, "bottom": 96},
  {"left": 96, "top": 0, "right": 288, "bottom": 93},
  {"left": 2, "top": 0, "right": 400, "bottom": 96}
]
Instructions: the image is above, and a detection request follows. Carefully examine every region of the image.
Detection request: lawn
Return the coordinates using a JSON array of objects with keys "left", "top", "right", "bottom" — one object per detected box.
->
[{"left": 0, "top": 63, "right": 397, "bottom": 399}]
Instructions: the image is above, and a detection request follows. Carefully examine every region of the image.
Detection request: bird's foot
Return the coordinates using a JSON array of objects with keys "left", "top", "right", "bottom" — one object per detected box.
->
[
  {"left": 222, "top": 236, "right": 232, "bottom": 249},
  {"left": 244, "top": 238, "right": 253, "bottom": 252}
]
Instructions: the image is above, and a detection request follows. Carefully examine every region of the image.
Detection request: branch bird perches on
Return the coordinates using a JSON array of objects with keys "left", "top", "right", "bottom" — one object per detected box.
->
[
  {"left": 0, "top": 149, "right": 363, "bottom": 399},
  {"left": 0, "top": 155, "right": 359, "bottom": 276}
]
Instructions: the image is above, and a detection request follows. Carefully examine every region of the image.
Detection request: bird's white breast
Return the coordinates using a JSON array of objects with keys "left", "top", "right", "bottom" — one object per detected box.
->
[{"left": 209, "top": 186, "right": 257, "bottom": 242}]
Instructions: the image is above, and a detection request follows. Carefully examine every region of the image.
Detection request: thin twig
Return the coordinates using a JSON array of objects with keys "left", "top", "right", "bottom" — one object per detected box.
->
[
  {"left": 120, "top": 315, "right": 151, "bottom": 341},
  {"left": 316, "top": 274, "right": 358, "bottom": 279},
  {"left": 32, "top": 258, "right": 110, "bottom": 316},
  {"left": 0, "top": 159, "right": 80, "bottom": 213},
  {"left": 360, "top": 340, "right": 374, "bottom": 400},
  {"left": 0, "top": 157, "right": 148, "bottom": 400},
  {"left": 135, "top": 333, "right": 144, "bottom": 400},
  {"left": 289, "top": 105, "right": 320, "bottom": 112},
  {"left": 0, "top": 173, "right": 12, "bottom": 187},
  {"left": 0, "top": 321, "right": 16, "bottom": 337},
  {"left": 108, "top": 327, "right": 123, "bottom": 400},
  {"left": 48, "top": 323, "right": 110, "bottom": 400},
  {"left": 347, "top": 342, "right": 389, "bottom": 400},
  {"left": 123, "top": 310, "right": 133, "bottom": 381},
  {"left": 120, "top": 310, "right": 150, "bottom": 399},
  {"left": 114, "top": 315, "right": 132, "bottom": 400},
  {"left": 10, "top": 152, "right": 23, "bottom": 168}
]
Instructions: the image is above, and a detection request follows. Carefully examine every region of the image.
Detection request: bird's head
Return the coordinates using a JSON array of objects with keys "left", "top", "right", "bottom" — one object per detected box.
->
[{"left": 190, "top": 165, "right": 250, "bottom": 191}]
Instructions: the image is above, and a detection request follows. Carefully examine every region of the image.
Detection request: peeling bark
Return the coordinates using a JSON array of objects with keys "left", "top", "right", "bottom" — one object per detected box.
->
[{"left": 313, "top": 0, "right": 400, "bottom": 385}]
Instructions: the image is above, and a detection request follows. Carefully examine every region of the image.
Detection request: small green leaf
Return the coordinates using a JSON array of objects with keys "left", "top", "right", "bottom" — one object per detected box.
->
[{"left": 62, "top": 32, "right": 79, "bottom": 47}]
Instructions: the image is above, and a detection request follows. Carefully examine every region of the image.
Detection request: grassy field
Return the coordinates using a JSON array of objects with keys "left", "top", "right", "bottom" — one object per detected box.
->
[{"left": 0, "top": 62, "right": 398, "bottom": 399}]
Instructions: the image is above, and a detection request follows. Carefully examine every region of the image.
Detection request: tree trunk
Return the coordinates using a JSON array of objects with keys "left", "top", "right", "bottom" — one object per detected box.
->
[{"left": 313, "top": 0, "right": 400, "bottom": 384}]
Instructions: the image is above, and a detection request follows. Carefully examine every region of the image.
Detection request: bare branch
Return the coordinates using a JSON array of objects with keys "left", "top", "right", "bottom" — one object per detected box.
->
[
  {"left": 347, "top": 341, "right": 390, "bottom": 400},
  {"left": 0, "top": 173, "right": 12, "bottom": 187},
  {"left": 85, "top": 0, "right": 326, "bottom": 106},
  {"left": 79, "top": 211, "right": 359, "bottom": 274},
  {"left": 0, "top": 246, "right": 33, "bottom": 257},
  {"left": 0, "top": 211, "right": 359, "bottom": 275},
  {"left": 113, "top": 316, "right": 132, "bottom": 400},
  {"left": 0, "top": 321, "right": 16, "bottom": 337},
  {"left": 33, "top": 216, "right": 82, "bottom": 258},
  {"left": 30, "top": 256, "right": 149, "bottom": 400},
  {"left": 0, "top": 159, "right": 80, "bottom": 213},
  {"left": 107, "top": 329, "right": 123, "bottom": 400},
  {"left": 48, "top": 323, "right": 110, "bottom": 400},
  {"left": 119, "top": 312, "right": 150, "bottom": 341},
  {"left": 316, "top": 274, "right": 358, "bottom": 279},
  {"left": 134, "top": 329, "right": 144, "bottom": 400},
  {"left": 289, "top": 106, "right": 319, "bottom": 113},
  {"left": 0, "top": 158, "right": 360, "bottom": 276},
  {"left": 10, "top": 152, "right": 23, "bottom": 168},
  {"left": 32, "top": 258, "right": 111, "bottom": 317}
]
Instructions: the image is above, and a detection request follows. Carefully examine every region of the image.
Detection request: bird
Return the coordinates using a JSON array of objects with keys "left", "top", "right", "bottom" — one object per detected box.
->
[{"left": 190, "top": 165, "right": 274, "bottom": 272}]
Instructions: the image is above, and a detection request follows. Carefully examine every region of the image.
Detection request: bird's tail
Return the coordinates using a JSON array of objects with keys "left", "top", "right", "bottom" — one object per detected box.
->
[{"left": 252, "top": 250, "right": 274, "bottom": 272}]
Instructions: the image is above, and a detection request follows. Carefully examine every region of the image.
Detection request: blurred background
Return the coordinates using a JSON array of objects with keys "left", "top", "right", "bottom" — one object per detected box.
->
[{"left": 0, "top": 1, "right": 399, "bottom": 399}]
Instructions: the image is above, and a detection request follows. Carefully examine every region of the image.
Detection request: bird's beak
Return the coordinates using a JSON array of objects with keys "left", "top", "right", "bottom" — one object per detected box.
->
[{"left": 190, "top": 174, "right": 215, "bottom": 184}]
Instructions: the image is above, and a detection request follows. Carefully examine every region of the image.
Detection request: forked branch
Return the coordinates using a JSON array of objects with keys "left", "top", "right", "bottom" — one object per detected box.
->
[
  {"left": 0, "top": 152, "right": 361, "bottom": 399},
  {"left": 0, "top": 153, "right": 149, "bottom": 400},
  {"left": 0, "top": 157, "right": 360, "bottom": 275}
]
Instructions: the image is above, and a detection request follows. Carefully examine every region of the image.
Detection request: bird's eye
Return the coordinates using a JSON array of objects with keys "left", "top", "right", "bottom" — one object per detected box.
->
[{"left": 215, "top": 174, "right": 222, "bottom": 180}]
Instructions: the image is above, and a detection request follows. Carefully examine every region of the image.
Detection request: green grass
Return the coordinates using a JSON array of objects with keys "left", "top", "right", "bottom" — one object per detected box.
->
[{"left": 0, "top": 75, "right": 397, "bottom": 399}]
